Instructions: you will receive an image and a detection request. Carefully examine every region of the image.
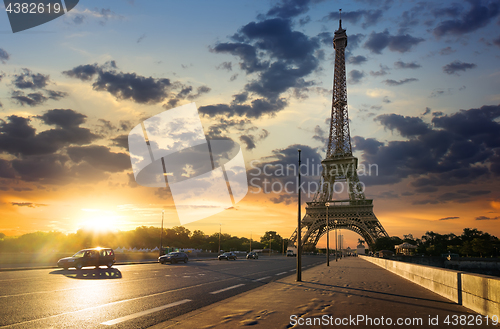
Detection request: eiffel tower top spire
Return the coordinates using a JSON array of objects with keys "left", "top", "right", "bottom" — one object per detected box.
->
[{"left": 327, "top": 9, "right": 352, "bottom": 158}]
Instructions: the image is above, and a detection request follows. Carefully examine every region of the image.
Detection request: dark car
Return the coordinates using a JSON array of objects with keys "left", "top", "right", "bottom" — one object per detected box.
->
[
  {"left": 158, "top": 252, "right": 188, "bottom": 264},
  {"left": 57, "top": 248, "right": 115, "bottom": 270},
  {"left": 246, "top": 252, "right": 258, "bottom": 259},
  {"left": 218, "top": 252, "right": 237, "bottom": 260}
]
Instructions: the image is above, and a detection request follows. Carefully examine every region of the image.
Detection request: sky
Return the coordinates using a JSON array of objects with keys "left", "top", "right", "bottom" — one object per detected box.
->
[{"left": 0, "top": 0, "right": 499, "bottom": 249}]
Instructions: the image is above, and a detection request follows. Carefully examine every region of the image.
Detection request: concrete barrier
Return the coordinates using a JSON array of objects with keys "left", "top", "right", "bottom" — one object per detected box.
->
[{"left": 360, "top": 255, "right": 500, "bottom": 318}]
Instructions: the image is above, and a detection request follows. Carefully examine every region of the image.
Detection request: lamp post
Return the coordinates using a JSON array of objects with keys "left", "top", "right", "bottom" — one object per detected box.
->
[
  {"left": 297, "top": 149, "right": 302, "bottom": 282},
  {"left": 326, "top": 202, "right": 330, "bottom": 266},
  {"left": 160, "top": 210, "right": 164, "bottom": 257},
  {"left": 334, "top": 219, "right": 338, "bottom": 262}
]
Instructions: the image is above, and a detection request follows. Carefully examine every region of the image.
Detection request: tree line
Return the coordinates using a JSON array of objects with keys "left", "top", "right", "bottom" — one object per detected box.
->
[
  {"left": 373, "top": 228, "right": 500, "bottom": 257},
  {"left": 0, "top": 227, "right": 286, "bottom": 253}
]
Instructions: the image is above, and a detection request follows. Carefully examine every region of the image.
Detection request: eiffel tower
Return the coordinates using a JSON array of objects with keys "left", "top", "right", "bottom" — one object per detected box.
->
[{"left": 289, "top": 11, "right": 388, "bottom": 251}]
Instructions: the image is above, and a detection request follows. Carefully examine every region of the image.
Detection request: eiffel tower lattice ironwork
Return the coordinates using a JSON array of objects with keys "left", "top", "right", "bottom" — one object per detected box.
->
[{"left": 289, "top": 11, "right": 388, "bottom": 251}]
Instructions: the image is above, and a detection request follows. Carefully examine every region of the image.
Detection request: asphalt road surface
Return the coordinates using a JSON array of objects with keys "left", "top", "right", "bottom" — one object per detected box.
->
[{"left": 0, "top": 255, "right": 324, "bottom": 328}]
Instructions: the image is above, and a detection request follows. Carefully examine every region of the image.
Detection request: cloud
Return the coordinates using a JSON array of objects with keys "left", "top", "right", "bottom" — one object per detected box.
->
[
  {"left": 439, "top": 216, "right": 459, "bottom": 220},
  {"left": 239, "top": 129, "right": 269, "bottom": 150},
  {"left": 137, "top": 33, "right": 146, "bottom": 43},
  {"left": 352, "top": 104, "right": 500, "bottom": 193},
  {"left": 265, "top": 0, "right": 314, "bottom": 19},
  {"left": 382, "top": 78, "right": 418, "bottom": 86},
  {"left": 433, "top": 1, "right": 500, "bottom": 37},
  {"left": 494, "top": 36, "right": 500, "bottom": 48},
  {"left": 0, "top": 48, "right": 10, "bottom": 63},
  {"left": 202, "top": 16, "right": 321, "bottom": 118},
  {"left": 347, "top": 55, "right": 368, "bottom": 65},
  {"left": 348, "top": 70, "right": 365, "bottom": 84},
  {"left": 442, "top": 61, "right": 477, "bottom": 75},
  {"left": 439, "top": 46, "right": 456, "bottom": 55},
  {"left": 66, "top": 145, "right": 130, "bottom": 172},
  {"left": 12, "top": 69, "right": 49, "bottom": 89},
  {"left": 475, "top": 215, "right": 499, "bottom": 220},
  {"left": 64, "top": 61, "right": 207, "bottom": 105},
  {"left": 37, "top": 109, "right": 87, "bottom": 128},
  {"left": 364, "top": 30, "right": 424, "bottom": 54},
  {"left": 394, "top": 61, "right": 421, "bottom": 69},
  {"left": 369, "top": 64, "right": 390, "bottom": 77},
  {"left": 11, "top": 91, "right": 47, "bottom": 107},
  {"left": 0, "top": 110, "right": 98, "bottom": 157},
  {"left": 216, "top": 62, "right": 233, "bottom": 71},
  {"left": 324, "top": 9, "right": 383, "bottom": 29},
  {"left": 11, "top": 202, "right": 47, "bottom": 208}
]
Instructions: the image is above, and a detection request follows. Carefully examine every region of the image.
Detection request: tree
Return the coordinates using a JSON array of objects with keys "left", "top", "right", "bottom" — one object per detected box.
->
[{"left": 260, "top": 231, "right": 283, "bottom": 252}]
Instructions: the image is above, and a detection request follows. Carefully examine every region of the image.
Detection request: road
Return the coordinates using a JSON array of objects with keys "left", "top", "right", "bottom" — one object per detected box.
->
[{"left": 0, "top": 255, "right": 324, "bottom": 328}]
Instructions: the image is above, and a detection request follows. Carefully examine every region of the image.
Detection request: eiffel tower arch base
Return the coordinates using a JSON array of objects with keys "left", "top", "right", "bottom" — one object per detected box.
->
[{"left": 289, "top": 200, "right": 387, "bottom": 252}]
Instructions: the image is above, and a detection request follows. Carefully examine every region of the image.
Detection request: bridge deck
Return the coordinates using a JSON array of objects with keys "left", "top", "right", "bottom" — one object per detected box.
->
[{"left": 158, "top": 257, "right": 499, "bottom": 328}]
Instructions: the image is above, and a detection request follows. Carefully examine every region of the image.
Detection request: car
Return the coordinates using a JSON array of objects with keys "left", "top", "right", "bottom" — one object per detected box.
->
[
  {"left": 158, "top": 252, "right": 188, "bottom": 264},
  {"left": 218, "top": 252, "right": 237, "bottom": 260},
  {"left": 246, "top": 252, "right": 258, "bottom": 259},
  {"left": 57, "top": 248, "right": 115, "bottom": 270}
]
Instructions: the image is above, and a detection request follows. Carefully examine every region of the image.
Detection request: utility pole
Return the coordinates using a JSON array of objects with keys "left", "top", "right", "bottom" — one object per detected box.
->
[
  {"left": 250, "top": 231, "right": 252, "bottom": 252},
  {"left": 297, "top": 149, "right": 302, "bottom": 282},
  {"left": 160, "top": 210, "right": 164, "bottom": 257}
]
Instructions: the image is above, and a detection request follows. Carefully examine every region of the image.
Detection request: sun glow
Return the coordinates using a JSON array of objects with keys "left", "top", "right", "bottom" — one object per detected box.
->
[{"left": 77, "top": 209, "right": 121, "bottom": 233}]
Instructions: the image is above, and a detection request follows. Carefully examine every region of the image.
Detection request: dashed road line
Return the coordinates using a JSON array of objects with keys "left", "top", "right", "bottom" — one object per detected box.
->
[
  {"left": 209, "top": 284, "right": 245, "bottom": 295},
  {"left": 101, "top": 299, "right": 191, "bottom": 326},
  {"left": 275, "top": 272, "right": 287, "bottom": 276},
  {"left": 253, "top": 276, "right": 271, "bottom": 282}
]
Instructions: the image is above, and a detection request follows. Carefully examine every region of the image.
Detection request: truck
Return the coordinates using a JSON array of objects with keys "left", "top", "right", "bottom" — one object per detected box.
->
[{"left": 286, "top": 247, "right": 297, "bottom": 257}]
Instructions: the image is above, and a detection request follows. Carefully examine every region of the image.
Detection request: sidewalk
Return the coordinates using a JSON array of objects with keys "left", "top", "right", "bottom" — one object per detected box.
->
[{"left": 154, "top": 257, "right": 498, "bottom": 329}]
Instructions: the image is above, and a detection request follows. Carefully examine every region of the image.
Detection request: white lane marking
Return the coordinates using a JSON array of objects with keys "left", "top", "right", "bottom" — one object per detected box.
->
[
  {"left": 289, "top": 269, "right": 296, "bottom": 272},
  {"left": 275, "top": 272, "right": 287, "bottom": 276},
  {"left": 209, "top": 284, "right": 245, "bottom": 295},
  {"left": 252, "top": 276, "right": 271, "bottom": 282},
  {"left": 101, "top": 299, "right": 191, "bottom": 326}
]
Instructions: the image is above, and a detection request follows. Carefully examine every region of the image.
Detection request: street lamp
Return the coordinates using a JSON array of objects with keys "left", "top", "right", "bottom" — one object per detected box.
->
[
  {"left": 297, "top": 149, "right": 302, "bottom": 282},
  {"left": 334, "top": 219, "right": 338, "bottom": 262},
  {"left": 326, "top": 202, "right": 330, "bottom": 266}
]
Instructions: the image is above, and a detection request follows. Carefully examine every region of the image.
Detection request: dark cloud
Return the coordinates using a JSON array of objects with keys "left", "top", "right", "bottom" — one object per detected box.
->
[
  {"left": 38, "top": 109, "right": 87, "bottom": 129},
  {"left": 11, "top": 202, "right": 47, "bottom": 207},
  {"left": 0, "top": 110, "right": 98, "bottom": 157},
  {"left": 137, "top": 33, "right": 146, "bottom": 43},
  {"left": 111, "top": 134, "right": 129, "bottom": 149},
  {"left": 353, "top": 104, "right": 500, "bottom": 193},
  {"left": 494, "top": 36, "right": 500, "bottom": 47},
  {"left": 348, "top": 70, "right": 365, "bottom": 84},
  {"left": 265, "top": 0, "right": 313, "bottom": 19},
  {"left": 325, "top": 9, "right": 383, "bottom": 28},
  {"left": 13, "top": 69, "right": 49, "bottom": 90},
  {"left": 439, "top": 216, "right": 459, "bottom": 220},
  {"left": 0, "top": 48, "right": 10, "bottom": 63},
  {"left": 433, "top": 1, "right": 500, "bottom": 37},
  {"left": 63, "top": 61, "right": 206, "bottom": 105},
  {"left": 347, "top": 33, "right": 365, "bottom": 50},
  {"left": 216, "top": 62, "right": 233, "bottom": 71},
  {"left": 199, "top": 98, "right": 287, "bottom": 119},
  {"left": 11, "top": 91, "right": 47, "bottom": 107},
  {"left": 475, "top": 216, "right": 499, "bottom": 220},
  {"left": 443, "top": 61, "right": 477, "bottom": 75},
  {"left": 238, "top": 129, "right": 269, "bottom": 151},
  {"left": 394, "top": 61, "right": 421, "bottom": 69},
  {"left": 383, "top": 78, "right": 418, "bottom": 86},
  {"left": 369, "top": 64, "right": 390, "bottom": 77},
  {"left": 439, "top": 46, "right": 456, "bottom": 55},
  {"left": 67, "top": 145, "right": 130, "bottom": 172},
  {"left": 204, "top": 15, "right": 321, "bottom": 118},
  {"left": 364, "top": 30, "right": 424, "bottom": 54},
  {"left": 312, "top": 125, "right": 327, "bottom": 145},
  {"left": 347, "top": 55, "right": 368, "bottom": 65},
  {"left": 248, "top": 144, "right": 322, "bottom": 203}
]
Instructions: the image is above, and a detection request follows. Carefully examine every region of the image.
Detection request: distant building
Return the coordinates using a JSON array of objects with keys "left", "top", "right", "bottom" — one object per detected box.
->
[
  {"left": 357, "top": 243, "right": 365, "bottom": 255},
  {"left": 395, "top": 242, "right": 417, "bottom": 256}
]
